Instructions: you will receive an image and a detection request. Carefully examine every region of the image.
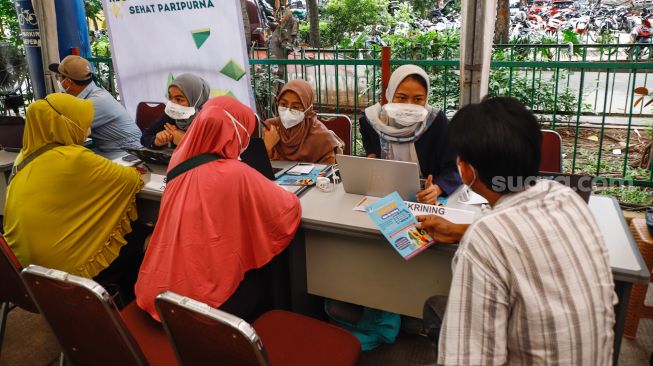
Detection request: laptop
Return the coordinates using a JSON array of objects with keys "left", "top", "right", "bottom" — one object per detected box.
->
[
  {"left": 337, "top": 154, "right": 421, "bottom": 200},
  {"left": 539, "top": 171, "right": 593, "bottom": 203},
  {"left": 241, "top": 138, "right": 295, "bottom": 180},
  {"left": 0, "top": 118, "right": 25, "bottom": 152},
  {"left": 123, "top": 148, "right": 173, "bottom": 166}
]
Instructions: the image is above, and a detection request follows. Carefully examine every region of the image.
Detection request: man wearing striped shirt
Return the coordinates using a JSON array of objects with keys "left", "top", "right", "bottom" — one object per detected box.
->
[{"left": 418, "top": 97, "right": 616, "bottom": 365}]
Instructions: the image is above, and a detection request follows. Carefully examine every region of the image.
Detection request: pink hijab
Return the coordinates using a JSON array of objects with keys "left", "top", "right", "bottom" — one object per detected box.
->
[{"left": 135, "top": 96, "right": 302, "bottom": 320}]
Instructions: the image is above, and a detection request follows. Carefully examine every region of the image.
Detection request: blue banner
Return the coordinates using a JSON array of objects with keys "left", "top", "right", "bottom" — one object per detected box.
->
[{"left": 14, "top": 0, "right": 46, "bottom": 99}]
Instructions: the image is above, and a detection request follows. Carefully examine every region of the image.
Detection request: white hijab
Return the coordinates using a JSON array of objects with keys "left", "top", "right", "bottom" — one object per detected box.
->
[{"left": 364, "top": 65, "right": 437, "bottom": 169}]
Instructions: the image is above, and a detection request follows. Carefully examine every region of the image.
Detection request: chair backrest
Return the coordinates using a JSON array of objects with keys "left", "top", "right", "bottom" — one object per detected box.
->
[
  {"left": 540, "top": 129, "right": 563, "bottom": 173},
  {"left": 0, "top": 235, "right": 38, "bottom": 312},
  {"left": 21, "top": 265, "right": 148, "bottom": 366},
  {"left": 0, "top": 115, "right": 25, "bottom": 151},
  {"left": 318, "top": 113, "right": 353, "bottom": 155},
  {"left": 155, "top": 291, "right": 269, "bottom": 366},
  {"left": 136, "top": 102, "right": 166, "bottom": 132}
]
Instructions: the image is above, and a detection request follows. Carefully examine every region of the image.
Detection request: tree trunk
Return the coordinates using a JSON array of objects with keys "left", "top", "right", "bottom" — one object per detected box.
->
[
  {"left": 307, "top": 0, "right": 319, "bottom": 47},
  {"left": 494, "top": 0, "right": 510, "bottom": 44}
]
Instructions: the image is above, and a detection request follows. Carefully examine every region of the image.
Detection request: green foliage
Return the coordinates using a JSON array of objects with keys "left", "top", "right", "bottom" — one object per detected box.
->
[
  {"left": 84, "top": 0, "right": 103, "bottom": 23},
  {"left": 0, "top": 0, "right": 22, "bottom": 46},
  {"left": 599, "top": 186, "right": 653, "bottom": 206},
  {"left": 408, "top": 0, "right": 438, "bottom": 17},
  {"left": 323, "top": 0, "right": 390, "bottom": 44},
  {"left": 91, "top": 36, "right": 111, "bottom": 57}
]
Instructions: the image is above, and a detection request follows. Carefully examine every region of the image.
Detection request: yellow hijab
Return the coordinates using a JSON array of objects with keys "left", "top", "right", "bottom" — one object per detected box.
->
[{"left": 4, "top": 93, "right": 144, "bottom": 278}]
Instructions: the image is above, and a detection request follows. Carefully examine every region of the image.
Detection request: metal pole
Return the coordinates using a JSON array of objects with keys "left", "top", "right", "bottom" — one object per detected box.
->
[
  {"left": 459, "top": 0, "right": 497, "bottom": 106},
  {"left": 381, "top": 46, "right": 391, "bottom": 105}
]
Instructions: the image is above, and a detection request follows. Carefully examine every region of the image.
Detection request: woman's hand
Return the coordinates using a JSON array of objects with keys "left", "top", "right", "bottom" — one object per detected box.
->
[
  {"left": 264, "top": 125, "right": 280, "bottom": 155},
  {"left": 164, "top": 123, "right": 185, "bottom": 145},
  {"left": 154, "top": 130, "right": 173, "bottom": 147},
  {"left": 416, "top": 215, "right": 469, "bottom": 244},
  {"left": 416, "top": 175, "right": 443, "bottom": 205}
]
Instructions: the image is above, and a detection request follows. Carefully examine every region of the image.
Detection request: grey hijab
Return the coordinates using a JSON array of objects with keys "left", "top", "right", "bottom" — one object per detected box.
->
[{"left": 169, "top": 73, "right": 211, "bottom": 130}]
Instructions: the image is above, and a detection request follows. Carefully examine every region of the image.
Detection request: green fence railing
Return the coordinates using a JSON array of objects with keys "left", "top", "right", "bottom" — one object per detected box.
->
[{"left": 25, "top": 47, "right": 653, "bottom": 195}]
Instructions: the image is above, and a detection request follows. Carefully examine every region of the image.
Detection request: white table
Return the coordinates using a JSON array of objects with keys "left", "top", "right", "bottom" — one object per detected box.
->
[{"left": 295, "top": 184, "right": 648, "bottom": 365}]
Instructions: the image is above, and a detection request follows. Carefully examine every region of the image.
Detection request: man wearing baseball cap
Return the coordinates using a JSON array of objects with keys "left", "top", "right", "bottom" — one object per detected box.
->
[{"left": 49, "top": 55, "right": 142, "bottom": 158}]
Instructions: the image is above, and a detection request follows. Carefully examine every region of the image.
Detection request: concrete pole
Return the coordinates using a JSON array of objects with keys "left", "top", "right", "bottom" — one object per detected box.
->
[
  {"left": 33, "top": 0, "right": 60, "bottom": 95},
  {"left": 459, "top": 0, "right": 497, "bottom": 107}
]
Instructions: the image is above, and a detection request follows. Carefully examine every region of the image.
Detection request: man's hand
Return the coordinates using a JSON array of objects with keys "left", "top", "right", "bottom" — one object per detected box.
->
[
  {"left": 164, "top": 123, "right": 185, "bottom": 145},
  {"left": 416, "top": 215, "right": 469, "bottom": 244},
  {"left": 416, "top": 175, "right": 443, "bottom": 205}
]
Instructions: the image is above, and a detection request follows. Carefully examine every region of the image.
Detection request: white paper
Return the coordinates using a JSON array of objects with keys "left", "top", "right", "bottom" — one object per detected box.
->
[
  {"left": 145, "top": 174, "right": 167, "bottom": 192},
  {"left": 287, "top": 163, "right": 315, "bottom": 175},
  {"left": 404, "top": 201, "right": 475, "bottom": 224},
  {"left": 352, "top": 196, "right": 380, "bottom": 212},
  {"left": 459, "top": 190, "right": 489, "bottom": 205}
]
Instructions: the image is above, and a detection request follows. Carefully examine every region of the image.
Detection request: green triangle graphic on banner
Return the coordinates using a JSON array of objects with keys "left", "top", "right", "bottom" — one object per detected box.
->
[
  {"left": 192, "top": 28, "right": 210, "bottom": 49},
  {"left": 219, "top": 59, "right": 246, "bottom": 81},
  {"left": 212, "top": 89, "right": 238, "bottom": 100}
]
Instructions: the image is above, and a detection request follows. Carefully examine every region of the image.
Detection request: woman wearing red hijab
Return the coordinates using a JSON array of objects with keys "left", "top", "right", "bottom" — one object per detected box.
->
[{"left": 135, "top": 96, "right": 302, "bottom": 321}]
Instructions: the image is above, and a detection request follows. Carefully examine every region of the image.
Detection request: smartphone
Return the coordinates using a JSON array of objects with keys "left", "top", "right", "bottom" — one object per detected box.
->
[{"left": 122, "top": 154, "right": 139, "bottom": 162}]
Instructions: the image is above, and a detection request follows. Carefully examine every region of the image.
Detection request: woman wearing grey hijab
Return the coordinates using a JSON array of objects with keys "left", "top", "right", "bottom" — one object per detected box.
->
[{"left": 141, "top": 73, "right": 211, "bottom": 149}]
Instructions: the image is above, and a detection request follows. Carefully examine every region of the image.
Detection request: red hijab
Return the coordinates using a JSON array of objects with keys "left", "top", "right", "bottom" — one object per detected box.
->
[{"left": 135, "top": 96, "right": 301, "bottom": 320}]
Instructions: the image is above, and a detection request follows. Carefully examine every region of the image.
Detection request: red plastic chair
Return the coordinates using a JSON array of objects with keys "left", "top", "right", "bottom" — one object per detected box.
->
[
  {"left": 21, "top": 265, "right": 177, "bottom": 366},
  {"left": 155, "top": 291, "right": 361, "bottom": 366},
  {"left": 0, "top": 235, "right": 39, "bottom": 357},
  {"left": 136, "top": 102, "right": 166, "bottom": 133},
  {"left": 318, "top": 113, "right": 353, "bottom": 156},
  {"left": 540, "top": 129, "right": 563, "bottom": 173}
]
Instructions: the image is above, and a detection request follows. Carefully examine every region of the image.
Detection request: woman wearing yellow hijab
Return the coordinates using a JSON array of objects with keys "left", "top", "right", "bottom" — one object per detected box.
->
[{"left": 4, "top": 93, "right": 144, "bottom": 286}]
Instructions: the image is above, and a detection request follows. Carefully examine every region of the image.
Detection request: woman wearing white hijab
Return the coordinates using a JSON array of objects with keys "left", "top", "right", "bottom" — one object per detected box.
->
[{"left": 359, "top": 65, "right": 461, "bottom": 204}]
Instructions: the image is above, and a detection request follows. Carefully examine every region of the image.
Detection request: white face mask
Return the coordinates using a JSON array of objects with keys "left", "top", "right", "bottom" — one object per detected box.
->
[
  {"left": 224, "top": 111, "right": 251, "bottom": 156},
  {"left": 278, "top": 106, "right": 307, "bottom": 129},
  {"left": 457, "top": 162, "right": 478, "bottom": 202},
  {"left": 383, "top": 103, "right": 428, "bottom": 126},
  {"left": 56, "top": 79, "right": 69, "bottom": 94},
  {"left": 165, "top": 100, "right": 196, "bottom": 120}
]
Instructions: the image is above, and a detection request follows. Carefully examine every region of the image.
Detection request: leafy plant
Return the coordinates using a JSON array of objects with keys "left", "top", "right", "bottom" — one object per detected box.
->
[
  {"left": 322, "top": 0, "right": 390, "bottom": 45},
  {"left": 0, "top": 0, "right": 22, "bottom": 46}
]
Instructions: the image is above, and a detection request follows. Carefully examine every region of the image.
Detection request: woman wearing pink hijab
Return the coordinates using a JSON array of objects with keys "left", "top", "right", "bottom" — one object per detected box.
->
[{"left": 135, "top": 96, "right": 302, "bottom": 321}]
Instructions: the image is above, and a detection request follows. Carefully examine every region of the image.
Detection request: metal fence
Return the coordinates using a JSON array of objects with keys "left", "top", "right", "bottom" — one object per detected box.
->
[
  {"left": 15, "top": 45, "right": 653, "bottom": 194},
  {"left": 250, "top": 44, "right": 653, "bottom": 192}
]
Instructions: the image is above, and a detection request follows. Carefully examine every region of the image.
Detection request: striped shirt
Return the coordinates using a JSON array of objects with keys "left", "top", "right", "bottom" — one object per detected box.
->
[{"left": 438, "top": 179, "right": 616, "bottom": 366}]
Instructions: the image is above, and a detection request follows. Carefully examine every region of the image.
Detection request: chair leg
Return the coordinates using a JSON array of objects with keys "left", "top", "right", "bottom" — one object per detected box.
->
[{"left": 0, "top": 301, "right": 10, "bottom": 359}]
